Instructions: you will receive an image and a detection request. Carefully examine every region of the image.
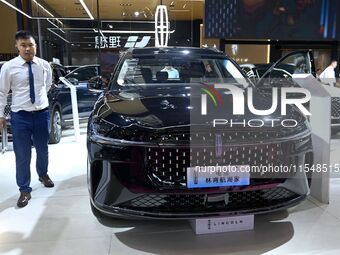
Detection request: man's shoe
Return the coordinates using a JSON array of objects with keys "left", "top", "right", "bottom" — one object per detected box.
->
[
  {"left": 39, "top": 175, "right": 54, "bottom": 188},
  {"left": 17, "top": 192, "right": 31, "bottom": 208}
]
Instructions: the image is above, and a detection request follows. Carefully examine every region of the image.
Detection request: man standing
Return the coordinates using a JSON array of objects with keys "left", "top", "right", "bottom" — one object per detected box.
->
[
  {"left": 319, "top": 60, "right": 338, "bottom": 86},
  {"left": 0, "top": 30, "right": 54, "bottom": 208}
]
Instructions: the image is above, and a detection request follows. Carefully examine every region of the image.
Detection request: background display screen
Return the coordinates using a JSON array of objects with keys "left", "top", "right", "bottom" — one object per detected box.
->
[{"left": 205, "top": 0, "right": 339, "bottom": 40}]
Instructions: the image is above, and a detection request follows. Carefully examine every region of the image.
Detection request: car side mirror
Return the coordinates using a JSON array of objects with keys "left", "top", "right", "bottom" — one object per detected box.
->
[{"left": 67, "top": 78, "right": 79, "bottom": 86}]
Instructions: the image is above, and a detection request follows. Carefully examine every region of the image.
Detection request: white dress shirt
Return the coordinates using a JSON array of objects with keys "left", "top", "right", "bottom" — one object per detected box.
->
[
  {"left": 0, "top": 56, "right": 52, "bottom": 118},
  {"left": 319, "top": 65, "right": 336, "bottom": 86}
]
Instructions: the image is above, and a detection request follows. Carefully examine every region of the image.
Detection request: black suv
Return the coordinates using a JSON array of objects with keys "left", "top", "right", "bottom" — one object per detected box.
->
[
  {"left": 48, "top": 64, "right": 103, "bottom": 143},
  {"left": 87, "top": 47, "right": 313, "bottom": 219}
]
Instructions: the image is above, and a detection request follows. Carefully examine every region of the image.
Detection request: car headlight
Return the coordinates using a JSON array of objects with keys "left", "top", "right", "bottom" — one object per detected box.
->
[{"left": 91, "top": 118, "right": 148, "bottom": 142}]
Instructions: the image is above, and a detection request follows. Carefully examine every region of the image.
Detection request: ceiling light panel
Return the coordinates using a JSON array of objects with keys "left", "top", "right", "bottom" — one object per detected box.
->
[
  {"left": 79, "top": 0, "right": 94, "bottom": 19},
  {"left": 0, "top": 0, "right": 32, "bottom": 18},
  {"left": 42, "top": 0, "right": 95, "bottom": 19},
  {"left": 1, "top": 0, "right": 203, "bottom": 21}
]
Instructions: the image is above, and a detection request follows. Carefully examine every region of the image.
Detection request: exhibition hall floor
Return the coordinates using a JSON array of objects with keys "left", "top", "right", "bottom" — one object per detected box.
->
[{"left": 1, "top": 133, "right": 340, "bottom": 255}]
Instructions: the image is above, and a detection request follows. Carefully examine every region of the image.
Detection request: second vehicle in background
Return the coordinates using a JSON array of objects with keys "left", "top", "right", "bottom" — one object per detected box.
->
[{"left": 48, "top": 64, "right": 104, "bottom": 144}]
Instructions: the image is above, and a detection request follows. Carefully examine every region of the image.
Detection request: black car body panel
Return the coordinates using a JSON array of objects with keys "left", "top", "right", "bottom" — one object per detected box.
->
[{"left": 87, "top": 47, "right": 313, "bottom": 219}]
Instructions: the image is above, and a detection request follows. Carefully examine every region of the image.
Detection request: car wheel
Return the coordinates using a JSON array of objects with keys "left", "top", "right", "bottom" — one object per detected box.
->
[{"left": 49, "top": 108, "right": 62, "bottom": 144}]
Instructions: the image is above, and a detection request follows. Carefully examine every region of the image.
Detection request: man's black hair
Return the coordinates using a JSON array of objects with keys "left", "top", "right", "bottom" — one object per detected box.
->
[{"left": 15, "top": 30, "right": 34, "bottom": 41}]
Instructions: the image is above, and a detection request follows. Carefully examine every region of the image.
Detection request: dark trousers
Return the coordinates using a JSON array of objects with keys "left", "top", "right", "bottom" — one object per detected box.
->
[{"left": 11, "top": 109, "right": 50, "bottom": 193}]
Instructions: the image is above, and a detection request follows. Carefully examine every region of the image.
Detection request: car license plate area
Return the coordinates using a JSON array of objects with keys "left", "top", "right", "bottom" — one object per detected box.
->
[{"left": 187, "top": 165, "right": 250, "bottom": 188}]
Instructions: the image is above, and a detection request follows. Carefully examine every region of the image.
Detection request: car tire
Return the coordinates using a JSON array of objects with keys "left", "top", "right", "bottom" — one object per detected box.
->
[{"left": 49, "top": 108, "right": 62, "bottom": 144}]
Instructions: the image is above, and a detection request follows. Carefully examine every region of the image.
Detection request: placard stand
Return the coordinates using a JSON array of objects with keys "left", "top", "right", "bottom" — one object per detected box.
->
[
  {"left": 59, "top": 77, "right": 81, "bottom": 142},
  {"left": 1, "top": 126, "right": 8, "bottom": 154}
]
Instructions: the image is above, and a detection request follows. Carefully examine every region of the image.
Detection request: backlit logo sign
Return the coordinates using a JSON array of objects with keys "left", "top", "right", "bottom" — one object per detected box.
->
[
  {"left": 155, "top": 5, "right": 169, "bottom": 47},
  {"left": 94, "top": 36, "right": 151, "bottom": 49},
  {"left": 124, "top": 36, "right": 151, "bottom": 48}
]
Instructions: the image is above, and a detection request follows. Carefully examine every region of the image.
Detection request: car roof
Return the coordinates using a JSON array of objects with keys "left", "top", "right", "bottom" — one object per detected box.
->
[{"left": 126, "top": 47, "right": 225, "bottom": 57}]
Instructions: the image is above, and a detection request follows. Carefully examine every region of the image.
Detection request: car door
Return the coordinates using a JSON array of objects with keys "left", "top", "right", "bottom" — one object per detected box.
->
[
  {"left": 256, "top": 50, "right": 316, "bottom": 90},
  {"left": 65, "top": 65, "right": 102, "bottom": 118}
]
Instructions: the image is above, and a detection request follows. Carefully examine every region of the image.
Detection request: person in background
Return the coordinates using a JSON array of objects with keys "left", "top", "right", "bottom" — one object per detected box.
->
[
  {"left": 294, "top": 61, "right": 306, "bottom": 74},
  {"left": 319, "top": 60, "right": 338, "bottom": 86},
  {"left": 204, "top": 63, "right": 218, "bottom": 78},
  {"left": 316, "top": 68, "right": 322, "bottom": 79},
  {"left": 0, "top": 30, "right": 54, "bottom": 208},
  {"left": 162, "top": 65, "right": 179, "bottom": 79}
]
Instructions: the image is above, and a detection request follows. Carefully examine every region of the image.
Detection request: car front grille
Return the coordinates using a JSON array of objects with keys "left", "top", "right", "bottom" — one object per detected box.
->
[
  {"left": 146, "top": 142, "right": 288, "bottom": 188},
  {"left": 331, "top": 97, "right": 340, "bottom": 118},
  {"left": 119, "top": 187, "right": 299, "bottom": 213}
]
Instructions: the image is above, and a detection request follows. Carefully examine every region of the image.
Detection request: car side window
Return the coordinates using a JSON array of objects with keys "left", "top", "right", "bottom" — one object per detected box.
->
[{"left": 66, "top": 67, "right": 98, "bottom": 82}]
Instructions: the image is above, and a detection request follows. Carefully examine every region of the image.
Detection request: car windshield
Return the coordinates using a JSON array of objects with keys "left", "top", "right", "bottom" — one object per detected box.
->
[{"left": 113, "top": 55, "right": 249, "bottom": 89}]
